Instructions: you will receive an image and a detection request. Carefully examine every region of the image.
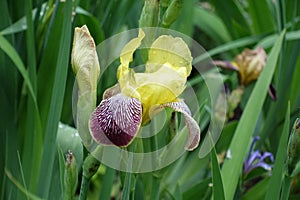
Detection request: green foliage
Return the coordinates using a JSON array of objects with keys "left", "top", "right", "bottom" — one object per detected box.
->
[{"left": 1, "top": 0, "right": 300, "bottom": 199}]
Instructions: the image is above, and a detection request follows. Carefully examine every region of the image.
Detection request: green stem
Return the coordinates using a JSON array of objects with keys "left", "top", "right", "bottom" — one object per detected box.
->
[
  {"left": 79, "top": 154, "right": 100, "bottom": 200},
  {"left": 150, "top": 175, "right": 161, "bottom": 200},
  {"left": 79, "top": 176, "right": 89, "bottom": 200},
  {"left": 150, "top": 119, "right": 161, "bottom": 200},
  {"left": 121, "top": 145, "right": 135, "bottom": 200},
  {"left": 281, "top": 176, "right": 292, "bottom": 200}
]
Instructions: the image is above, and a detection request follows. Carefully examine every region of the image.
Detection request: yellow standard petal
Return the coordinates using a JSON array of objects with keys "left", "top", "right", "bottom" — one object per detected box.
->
[
  {"left": 117, "top": 29, "right": 145, "bottom": 99},
  {"left": 146, "top": 35, "right": 192, "bottom": 77},
  {"left": 135, "top": 63, "right": 186, "bottom": 123}
]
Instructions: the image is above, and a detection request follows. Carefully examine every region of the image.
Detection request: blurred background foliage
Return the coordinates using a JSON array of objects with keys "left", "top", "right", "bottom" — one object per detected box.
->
[{"left": 0, "top": 0, "right": 300, "bottom": 199}]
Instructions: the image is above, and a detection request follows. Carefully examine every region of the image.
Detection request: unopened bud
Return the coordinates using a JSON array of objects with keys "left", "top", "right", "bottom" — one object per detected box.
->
[
  {"left": 82, "top": 154, "right": 100, "bottom": 179},
  {"left": 227, "top": 86, "right": 244, "bottom": 119},
  {"left": 287, "top": 118, "right": 300, "bottom": 176},
  {"left": 64, "top": 150, "right": 78, "bottom": 199},
  {"left": 139, "top": 0, "right": 159, "bottom": 28},
  {"left": 71, "top": 25, "right": 100, "bottom": 92},
  {"left": 162, "top": 0, "right": 183, "bottom": 27}
]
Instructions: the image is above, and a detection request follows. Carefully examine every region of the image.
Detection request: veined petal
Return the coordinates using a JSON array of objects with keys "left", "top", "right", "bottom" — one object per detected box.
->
[
  {"left": 71, "top": 25, "right": 100, "bottom": 92},
  {"left": 103, "top": 84, "right": 121, "bottom": 99},
  {"left": 89, "top": 93, "right": 142, "bottom": 147},
  {"left": 161, "top": 101, "right": 200, "bottom": 151},
  {"left": 146, "top": 35, "right": 192, "bottom": 77}
]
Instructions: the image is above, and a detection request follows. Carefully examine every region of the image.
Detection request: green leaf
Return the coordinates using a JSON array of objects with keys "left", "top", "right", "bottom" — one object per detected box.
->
[
  {"left": 99, "top": 167, "right": 115, "bottom": 200},
  {"left": 209, "top": 0, "right": 251, "bottom": 38},
  {"left": 56, "top": 123, "right": 83, "bottom": 172},
  {"left": 0, "top": 34, "right": 39, "bottom": 117},
  {"left": 265, "top": 103, "right": 290, "bottom": 200},
  {"left": 57, "top": 146, "right": 65, "bottom": 196},
  {"left": 37, "top": 0, "right": 73, "bottom": 198},
  {"left": 182, "top": 178, "right": 212, "bottom": 200},
  {"left": 193, "top": 34, "right": 265, "bottom": 64},
  {"left": 248, "top": 0, "right": 275, "bottom": 33},
  {"left": 5, "top": 169, "right": 44, "bottom": 200},
  {"left": 241, "top": 177, "right": 270, "bottom": 200},
  {"left": 193, "top": 6, "right": 231, "bottom": 43},
  {"left": 211, "top": 147, "right": 225, "bottom": 200},
  {"left": 221, "top": 30, "right": 286, "bottom": 200}
]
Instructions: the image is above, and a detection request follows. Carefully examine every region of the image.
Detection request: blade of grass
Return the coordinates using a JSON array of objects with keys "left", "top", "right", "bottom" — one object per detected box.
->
[
  {"left": 122, "top": 144, "right": 135, "bottom": 200},
  {"left": 194, "top": 30, "right": 300, "bottom": 66},
  {"left": 5, "top": 169, "right": 44, "bottom": 200},
  {"left": 248, "top": 0, "right": 274, "bottom": 33},
  {"left": 281, "top": 176, "right": 292, "bottom": 200},
  {"left": 264, "top": 103, "right": 290, "bottom": 199},
  {"left": 0, "top": 34, "right": 39, "bottom": 115},
  {"left": 37, "top": 0, "right": 72, "bottom": 198},
  {"left": 16, "top": 151, "right": 28, "bottom": 200},
  {"left": 193, "top": 34, "right": 265, "bottom": 64},
  {"left": 240, "top": 177, "right": 270, "bottom": 200},
  {"left": 22, "top": 0, "right": 42, "bottom": 192},
  {"left": 211, "top": 146, "right": 225, "bottom": 200},
  {"left": 193, "top": 6, "right": 231, "bottom": 43},
  {"left": 0, "top": 0, "right": 17, "bottom": 198},
  {"left": 99, "top": 167, "right": 115, "bottom": 200},
  {"left": 210, "top": 0, "right": 250, "bottom": 38},
  {"left": 221, "top": 30, "right": 286, "bottom": 200},
  {"left": 57, "top": 146, "right": 65, "bottom": 197}
]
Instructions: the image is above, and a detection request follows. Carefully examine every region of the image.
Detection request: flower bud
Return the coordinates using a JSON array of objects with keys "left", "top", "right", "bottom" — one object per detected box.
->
[
  {"left": 232, "top": 47, "right": 267, "bottom": 86},
  {"left": 71, "top": 25, "right": 100, "bottom": 92},
  {"left": 64, "top": 150, "right": 78, "bottom": 199},
  {"left": 287, "top": 118, "right": 300, "bottom": 176},
  {"left": 227, "top": 86, "right": 244, "bottom": 119},
  {"left": 82, "top": 154, "right": 100, "bottom": 179},
  {"left": 139, "top": 0, "right": 159, "bottom": 28},
  {"left": 162, "top": 0, "right": 183, "bottom": 27},
  {"left": 71, "top": 25, "right": 100, "bottom": 147}
]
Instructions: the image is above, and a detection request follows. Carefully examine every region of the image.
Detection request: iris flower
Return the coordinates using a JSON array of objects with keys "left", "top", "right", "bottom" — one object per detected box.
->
[
  {"left": 88, "top": 29, "right": 200, "bottom": 150},
  {"left": 244, "top": 136, "right": 274, "bottom": 174},
  {"left": 213, "top": 47, "right": 267, "bottom": 86}
]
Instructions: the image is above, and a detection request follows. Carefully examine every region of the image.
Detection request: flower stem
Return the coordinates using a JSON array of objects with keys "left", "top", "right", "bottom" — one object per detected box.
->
[
  {"left": 79, "top": 154, "right": 100, "bottom": 200},
  {"left": 281, "top": 176, "right": 292, "bottom": 200},
  {"left": 150, "top": 175, "right": 161, "bottom": 200},
  {"left": 121, "top": 145, "right": 135, "bottom": 200},
  {"left": 79, "top": 176, "right": 89, "bottom": 200},
  {"left": 150, "top": 119, "right": 161, "bottom": 199}
]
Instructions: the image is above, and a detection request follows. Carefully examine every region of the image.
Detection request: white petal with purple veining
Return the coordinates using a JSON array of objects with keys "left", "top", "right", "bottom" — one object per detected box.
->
[
  {"left": 162, "top": 101, "right": 200, "bottom": 151},
  {"left": 89, "top": 93, "right": 142, "bottom": 147}
]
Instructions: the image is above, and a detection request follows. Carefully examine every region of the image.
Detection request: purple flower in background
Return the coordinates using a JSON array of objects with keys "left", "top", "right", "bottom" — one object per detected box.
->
[{"left": 243, "top": 136, "right": 274, "bottom": 175}]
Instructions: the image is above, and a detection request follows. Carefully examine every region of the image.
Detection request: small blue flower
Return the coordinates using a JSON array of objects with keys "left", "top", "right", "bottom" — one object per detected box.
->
[{"left": 244, "top": 136, "right": 274, "bottom": 174}]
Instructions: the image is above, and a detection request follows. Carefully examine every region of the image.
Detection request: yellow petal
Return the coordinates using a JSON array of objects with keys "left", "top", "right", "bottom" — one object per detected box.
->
[
  {"left": 145, "top": 35, "right": 192, "bottom": 77},
  {"left": 117, "top": 29, "right": 145, "bottom": 81},
  {"left": 135, "top": 63, "right": 186, "bottom": 123},
  {"left": 117, "top": 29, "right": 145, "bottom": 99}
]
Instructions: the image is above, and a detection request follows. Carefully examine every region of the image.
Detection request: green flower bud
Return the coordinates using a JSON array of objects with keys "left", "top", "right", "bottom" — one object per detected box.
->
[
  {"left": 227, "top": 86, "right": 244, "bottom": 119},
  {"left": 139, "top": 0, "right": 159, "bottom": 28},
  {"left": 162, "top": 0, "right": 183, "bottom": 27},
  {"left": 71, "top": 25, "right": 100, "bottom": 147},
  {"left": 82, "top": 154, "right": 100, "bottom": 179},
  {"left": 287, "top": 118, "right": 300, "bottom": 176},
  {"left": 64, "top": 150, "right": 78, "bottom": 200}
]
